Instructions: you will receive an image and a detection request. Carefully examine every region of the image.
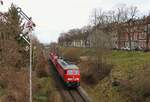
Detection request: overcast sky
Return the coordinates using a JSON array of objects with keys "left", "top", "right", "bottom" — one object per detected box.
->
[{"left": 1, "top": 0, "right": 150, "bottom": 44}]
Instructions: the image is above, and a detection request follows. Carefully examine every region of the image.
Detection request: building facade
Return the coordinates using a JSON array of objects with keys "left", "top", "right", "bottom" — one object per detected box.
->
[{"left": 115, "top": 17, "right": 150, "bottom": 50}]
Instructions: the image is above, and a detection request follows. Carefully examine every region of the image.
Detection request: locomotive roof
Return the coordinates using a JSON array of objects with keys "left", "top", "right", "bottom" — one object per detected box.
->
[{"left": 57, "top": 59, "right": 79, "bottom": 70}]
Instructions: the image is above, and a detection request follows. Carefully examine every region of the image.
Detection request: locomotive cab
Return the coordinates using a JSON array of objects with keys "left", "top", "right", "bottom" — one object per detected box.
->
[
  {"left": 57, "top": 59, "right": 80, "bottom": 87},
  {"left": 64, "top": 69, "right": 80, "bottom": 87}
]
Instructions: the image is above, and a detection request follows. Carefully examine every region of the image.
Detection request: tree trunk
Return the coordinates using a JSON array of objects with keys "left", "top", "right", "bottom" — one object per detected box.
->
[
  {"left": 128, "top": 22, "right": 132, "bottom": 50},
  {"left": 117, "top": 29, "right": 121, "bottom": 49},
  {"left": 128, "top": 32, "right": 132, "bottom": 50},
  {"left": 146, "top": 23, "right": 150, "bottom": 51}
]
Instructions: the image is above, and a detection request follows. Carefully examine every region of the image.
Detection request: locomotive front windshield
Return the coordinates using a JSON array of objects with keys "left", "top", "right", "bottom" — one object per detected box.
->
[{"left": 67, "top": 70, "right": 79, "bottom": 75}]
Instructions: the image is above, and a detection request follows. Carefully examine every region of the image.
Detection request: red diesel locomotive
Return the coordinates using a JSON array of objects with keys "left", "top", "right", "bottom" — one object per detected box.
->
[{"left": 49, "top": 52, "right": 80, "bottom": 87}]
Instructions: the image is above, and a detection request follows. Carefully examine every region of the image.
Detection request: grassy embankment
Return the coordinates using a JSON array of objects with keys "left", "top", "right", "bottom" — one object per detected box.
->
[{"left": 60, "top": 47, "right": 150, "bottom": 102}]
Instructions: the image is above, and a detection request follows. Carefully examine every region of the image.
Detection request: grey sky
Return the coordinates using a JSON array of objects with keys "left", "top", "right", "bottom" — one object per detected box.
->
[{"left": 1, "top": 0, "right": 150, "bottom": 44}]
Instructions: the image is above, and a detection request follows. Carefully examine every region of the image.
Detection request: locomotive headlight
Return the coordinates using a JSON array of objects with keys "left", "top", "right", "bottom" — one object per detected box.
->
[
  {"left": 76, "top": 78, "right": 79, "bottom": 80},
  {"left": 68, "top": 78, "right": 72, "bottom": 81}
]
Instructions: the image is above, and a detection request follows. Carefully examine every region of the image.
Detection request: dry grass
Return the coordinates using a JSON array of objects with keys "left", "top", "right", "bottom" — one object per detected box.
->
[{"left": 79, "top": 61, "right": 112, "bottom": 85}]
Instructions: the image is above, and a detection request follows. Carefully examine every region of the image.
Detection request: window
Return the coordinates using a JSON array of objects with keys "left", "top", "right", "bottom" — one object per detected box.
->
[
  {"left": 67, "top": 70, "right": 73, "bottom": 75},
  {"left": 144, "top": 25, "right": 147, "bottom": 32},
  {"left": 75, "top": 70, "right": 79, "bottom": 74},
  {"left": 139, "top": 32, "right": 146, "bottom": 39},
  {"left": 67, "top": 70, "right": 79, "bottom": 75}
]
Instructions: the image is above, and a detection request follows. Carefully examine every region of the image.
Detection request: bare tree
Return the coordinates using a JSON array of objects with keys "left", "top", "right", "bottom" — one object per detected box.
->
[
  {"left": 113, "top": 4, "right": 128, "bottom": 49},
  {"left": 90, "top": 8, "right": 113, "bottom": 71},
  {"left": 111, "top": 4, "right": 139, "bottom": 50},
  {"left": 126, "top": 6, "right": 139, "bottom": 50}
]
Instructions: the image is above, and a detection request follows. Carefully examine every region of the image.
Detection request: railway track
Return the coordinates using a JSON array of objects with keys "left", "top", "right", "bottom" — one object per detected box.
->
[{"left": 68, "top": 87, "right": 91, "bottom": 102}]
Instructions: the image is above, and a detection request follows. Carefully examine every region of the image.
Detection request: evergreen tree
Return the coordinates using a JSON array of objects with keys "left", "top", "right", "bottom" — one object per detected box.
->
[{"left": 7, "top": 4, "right": 22, "bottom": 39}]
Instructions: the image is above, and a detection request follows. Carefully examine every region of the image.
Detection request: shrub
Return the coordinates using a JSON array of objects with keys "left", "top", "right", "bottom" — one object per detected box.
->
[
  {"left": 0, "top": 80, "right": 7, "bottom": 89},
  {"left": 61, "top": 48, "right": 81, "bottom": 62},
  {"left": 82, "top": 73, "right": 97, "bottom": 85},
  {"left": 35, "top": 52, "right": 49, "bottom": 78},
  {"left": 36, "top": 69, "right": 49, "bottom": 78},
  {"left": 81, "top": 61, "right": 112, "bottom": 86},
  {"left": 5, "top": 95, "right": 16, "bottom": 102}
]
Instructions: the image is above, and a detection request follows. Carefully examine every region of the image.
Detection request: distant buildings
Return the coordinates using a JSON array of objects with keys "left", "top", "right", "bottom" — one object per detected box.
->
[
  {"left": 58, "top": 16, "right": 150, "bottom": 50},
  {"left": 85, "top": 16, "right": 150, "bottom": 50},
  {"left": 114, "top": 16, "right": 150, "bottom": 50}
]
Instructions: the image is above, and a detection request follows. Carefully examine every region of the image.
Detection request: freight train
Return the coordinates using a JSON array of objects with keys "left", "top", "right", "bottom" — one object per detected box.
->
[{"left": 49, "top": 52, "right": 80, "bottom": 87}]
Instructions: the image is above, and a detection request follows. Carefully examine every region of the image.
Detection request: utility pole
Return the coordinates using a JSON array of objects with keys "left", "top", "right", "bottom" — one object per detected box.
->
[
  {"left": 20, "top": 33, "right": 32, "bottom": 102},
  {"left": 29, "top": 38, "right": 32, "bottom": 102}
]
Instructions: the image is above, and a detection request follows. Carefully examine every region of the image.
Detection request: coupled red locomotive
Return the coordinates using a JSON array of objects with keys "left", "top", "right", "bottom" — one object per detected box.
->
[{"left": 49, "top": 52, "right": 80, "bottom": 87}]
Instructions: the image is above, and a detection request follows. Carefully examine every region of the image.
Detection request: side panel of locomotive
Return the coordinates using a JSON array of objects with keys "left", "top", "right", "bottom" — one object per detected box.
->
[{"left": 49, "top": 53, "right": 65, "bottom": 78}]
